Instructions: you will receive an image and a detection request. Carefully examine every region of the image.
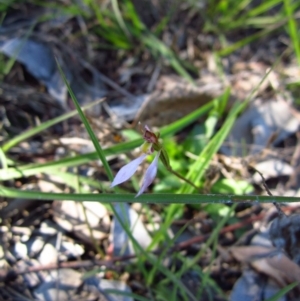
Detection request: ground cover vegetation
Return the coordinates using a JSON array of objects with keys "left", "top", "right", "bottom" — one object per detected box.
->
[{"left": 0, "top": 0, "right": 300, "bottom": 300}]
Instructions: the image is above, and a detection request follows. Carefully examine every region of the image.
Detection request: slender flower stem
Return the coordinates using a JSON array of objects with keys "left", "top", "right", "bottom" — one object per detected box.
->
[{"left": 167, "top": 167, "right": 202, "bottom": 193}]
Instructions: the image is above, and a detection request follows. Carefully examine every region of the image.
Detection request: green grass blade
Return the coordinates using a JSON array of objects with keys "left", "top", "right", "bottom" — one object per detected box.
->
[
  {"left": 248, "top": 0, "right": 283, "bottom": 17},
  {"left": 3, "top": 21, "right": 36, "bottom": 75},
  {"left": 111, "top": 0, "right": 130, "bottom": 38},
  {"left": 0, "top": 147, "right": 8, "bottom": 170},
  {"left": 244, "top": 15, "right": 285, "bottom": 27},
  {"left": 179, "top": 89, "right": 236, "bottom": 193},
  {"left": 218, "top": 0, "right": 251, "bottom": 19},
  {"left": 284, "top": 0, "right": 300, "bottom": 65},
  {"left": 217, "top": 11, "right": 298, "bottom": 57},
  {"left": 95, "top": 27, "right": 132, "bottom": 49},
  {"left": 123, "top": 0, "right": 145, "bottom": 31},
  {"left": 90, "top": 0, "right": 132, "bottom": 49},
  {"left": 2, "top": 98, "right": 104, "bottom": 152},
  {"left": 217, "top": 27, "right": 273, "bottom": 56},
  {"left": 159, "top": 99, "right": 215, "bottom": 136},
  {"left": 56, "top": 60, "right": 114, "bottom": 182},
  {"left": 2, "top": 185, "right": 300, "bottom": 204},
  {"left": 142, "top": 34, "right": 194, "bottom": 83},
  {"left": 265, "top": 282, "right": 298, "bottom": 301}
]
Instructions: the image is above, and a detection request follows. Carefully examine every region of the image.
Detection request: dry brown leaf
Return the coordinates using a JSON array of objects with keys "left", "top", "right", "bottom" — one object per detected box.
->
[{"left": 230, "top": 246, "right": 300, "bottom": 289}]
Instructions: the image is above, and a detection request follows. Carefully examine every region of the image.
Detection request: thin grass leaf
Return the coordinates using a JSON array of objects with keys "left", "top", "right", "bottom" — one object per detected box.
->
[
  {"left": 123, "top": 0, "right": 145, "bottom": 31},
  {"left": 89, "top": 0, "right": 104, "bottom": 24},
  {"left": 0, "top": 147, "right": 8, "bottom": 170},
  {"left": 217, "top": 0, "right": 251, "bottom": 19},
  {"left": 248, "top": 0, "right": 283, "bottom": 17},
  {"left": 217, "top": 27, "right": 274, "bottom": 56},
  {"left": 216, "top": 12, "right": 284, "bottom": 31},
  {"left": 32, "top": 1, "right": 83, "bottom": 16},
  {"left": 244, "top": 15, "right": 285, "bottom": 28},
  {"left": 265, "top": 282, "right": 298, "bottom": 301},
  {"left": 284, "top": 0, "right": 300, "bottom": 65},
  {"left": 2, "top": 98, "right": 104, "bottom": 152},
  {"left": 0, "top": 1, "right": 12, "bottom": 11},
  {"left": 56, "top": 60, "right": 114, "bottom": 182},
  {"left": 217, "top": 12, "right": 299, "bottom": 56},
  {"left": 3, "top": 21, "right": 36, "bottom": 75},
  {"left": 1, "top": 185, "right": 300, "bottom": 204},
  {"left": 90, "top": 0, "right": 132, "bottom": 49},
  {"left": 142, "top": 34, "right": 194, "bottom": 83},
  {"left": 94, "top": 27, "right": 132, "bottom": 49},
  {"left": 111, "top": 0, "right": 131, "bottom": 38},
  {"left": 146, "top": 220, "right": 190, "bottom": 285},
  {"left": 179, "top": 89, "right": 234, "bottom": 193}
]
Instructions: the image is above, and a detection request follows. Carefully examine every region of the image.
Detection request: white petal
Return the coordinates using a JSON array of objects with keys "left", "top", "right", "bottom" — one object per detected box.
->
[
  {"left": 111, "top": 154, "right": 147, "bottom": 187},
  {"left": 136, "top": 152, "right": 160, "bottom": 197}
]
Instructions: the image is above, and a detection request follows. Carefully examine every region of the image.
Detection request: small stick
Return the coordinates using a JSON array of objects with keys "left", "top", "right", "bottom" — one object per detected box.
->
[{"left": 248, "top": 163, "right": 285, "bottom": 217}]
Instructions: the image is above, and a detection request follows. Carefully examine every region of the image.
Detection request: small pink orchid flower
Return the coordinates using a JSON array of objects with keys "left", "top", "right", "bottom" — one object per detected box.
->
[
  {"left": 110, "top": 151, "right": 160, "bottom": 197},
  {"left": 111, "top": 125, "right": 167, "bottom": 197}
]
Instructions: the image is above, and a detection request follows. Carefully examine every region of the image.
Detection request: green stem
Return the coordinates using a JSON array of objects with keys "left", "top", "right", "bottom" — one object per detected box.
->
[{"left": 167, "top": 167, "right": 202, "bottom": 193}]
